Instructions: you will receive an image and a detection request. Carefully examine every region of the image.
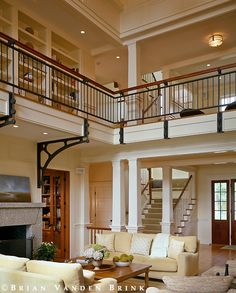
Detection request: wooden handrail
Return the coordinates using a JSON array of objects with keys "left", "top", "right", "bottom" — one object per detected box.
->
[
  {"left": 0, "top": 32, "right": 114, "bottom": 95},
  {"left": 174, "top": 175, "right": 193, "bottom": 209},
  {"left": 115, "top": 63, "right": 236, "bottom": 95},
  {"left": 87, "top": 226, "right": 111, "bottom": 231},
  {"left": 1, "top": 31, "right": 236, "bottom": 99},
  {"left": 141, "top": 179, "right": 153, "bottom": 194}
]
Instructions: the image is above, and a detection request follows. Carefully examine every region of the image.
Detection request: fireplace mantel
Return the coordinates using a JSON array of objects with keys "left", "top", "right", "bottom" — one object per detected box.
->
[
  {"left": 0, "top": 202, "right": 45, "bottom": 250},
  {"left": 0, "top": 202, "right": 45, "bottom": 208}
]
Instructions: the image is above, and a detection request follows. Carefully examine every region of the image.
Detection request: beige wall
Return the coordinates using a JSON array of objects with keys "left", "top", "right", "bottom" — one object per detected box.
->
[{"left": 89, "top": 162, "right": 112, "bottom": 182}]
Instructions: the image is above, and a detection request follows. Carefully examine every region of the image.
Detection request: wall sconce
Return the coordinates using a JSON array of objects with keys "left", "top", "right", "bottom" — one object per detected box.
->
[{"left": 208, "top": 34, "right": 223, "bottom": 47}]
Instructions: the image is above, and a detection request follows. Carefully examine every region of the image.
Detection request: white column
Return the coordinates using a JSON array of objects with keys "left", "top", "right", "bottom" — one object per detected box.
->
[
  {"left": 127, "top": 42, "right": 141, "bottom": 122},
  {"left": 161, "top": 166, "right": 173, "bottom": 234},
  {"left": 127, "top": 158, "right": 143, "bottom": 232},
  {"left": 110, "top": 160, "right": 126, "bottom": 231},
  {"left": 74, "top": 165, "right": 90, "bottom": 257},
  {"left": 128, "top": 42, "right": 141, "bottom": 87}
]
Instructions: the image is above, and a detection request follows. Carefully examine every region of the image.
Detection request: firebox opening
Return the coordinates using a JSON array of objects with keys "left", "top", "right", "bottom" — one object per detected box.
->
[{"left": 0, "top": 225, "right": 33, "bottom": 258}]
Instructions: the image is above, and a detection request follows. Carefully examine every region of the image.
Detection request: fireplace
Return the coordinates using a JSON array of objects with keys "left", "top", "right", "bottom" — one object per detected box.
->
[
  {"left": 0, "top": 203, "right": 45, "bottom": 258},
  {"left": 0, "top": 225, "right": 33, "bottom": 258}
]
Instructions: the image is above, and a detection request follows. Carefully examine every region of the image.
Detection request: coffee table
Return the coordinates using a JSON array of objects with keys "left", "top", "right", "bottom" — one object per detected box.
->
[
  {"left": 72, "top": 258, "right": 151, "bottom": 289},
  {"left": 93, "top": 262, "right": 151, "bottom": 289}
]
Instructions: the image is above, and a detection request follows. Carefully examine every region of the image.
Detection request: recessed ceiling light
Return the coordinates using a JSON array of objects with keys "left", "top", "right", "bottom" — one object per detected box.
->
[
  {"left": 116, "top": 56, "right": 120, "bottom": 59},
  {"left": 206, "top": 64, "right": 211, "bottom": 67},
  {"left": 80, "top": 30, "right": 85, "bottom": 34},
  {"left": 43, "top": 132, "right": 48, "bottom": 135},
  {"left": 13, "top": 125, "right": 19, "bottom": 128},
  {"left": 214, "top": 150, "right": 227, "bottom": 154}
]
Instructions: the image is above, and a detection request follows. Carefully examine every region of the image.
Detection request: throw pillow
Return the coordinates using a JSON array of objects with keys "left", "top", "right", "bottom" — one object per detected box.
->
[
  {"left": 150, "top": 233, "right": 170, "bottom": 257},
  {"left": 163, "top": 276, "right": 233, "bottom": 293},
  {"left": 167, "top": 239, "right": 184, "bottom": 260},
  {"left": 130, "top": 234, "right": 153, "bottom": 256},
  {"left": 96, "top": 233, "right": 115, "bottom": 251},
  {"left": 0, "top": 254, "right": 29, "bottom": 271}
]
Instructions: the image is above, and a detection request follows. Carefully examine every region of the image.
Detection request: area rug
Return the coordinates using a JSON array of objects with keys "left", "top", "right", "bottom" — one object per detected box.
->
[
  {"left": 221, "top": 245, "right": 236, "bottom": 250},
  {"left": 119, "top": 277, "right": 166, "bottom": 292}
]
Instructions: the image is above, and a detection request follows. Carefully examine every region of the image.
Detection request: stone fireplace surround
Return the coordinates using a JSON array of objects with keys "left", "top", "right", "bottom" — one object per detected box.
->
[{"left": 0, "top": 202, "right": 45, "bottom": 256}]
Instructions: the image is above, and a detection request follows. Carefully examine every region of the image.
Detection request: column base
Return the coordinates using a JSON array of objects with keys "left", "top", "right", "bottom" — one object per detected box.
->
[
  {"left": 126, "top": 225, "right": 144, "bottom": 233},
  {"left": 161, "top": 221, "right": 174, "bottom": 234},
  {"left": 109, "top": 225, "right": 126, "bottom": 232}
]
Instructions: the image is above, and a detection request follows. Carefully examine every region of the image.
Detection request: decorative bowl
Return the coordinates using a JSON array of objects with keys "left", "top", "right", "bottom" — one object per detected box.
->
[
  {"left": 76, "top": 259, "right": 89, "bottom": 265},
  {"left": 114, "top": 261, "right": 131, "bottom": 267}
]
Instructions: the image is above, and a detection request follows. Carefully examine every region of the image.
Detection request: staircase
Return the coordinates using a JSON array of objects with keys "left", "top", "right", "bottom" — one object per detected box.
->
[
  {"left": 174, "top": 198, "right": 197, "bottom": 236},
  {"left": 142, "top": 199, "right": 178, "bottom": 233},
  {"left": 142, "top": 199, "right": 162, "bottom": 233}
]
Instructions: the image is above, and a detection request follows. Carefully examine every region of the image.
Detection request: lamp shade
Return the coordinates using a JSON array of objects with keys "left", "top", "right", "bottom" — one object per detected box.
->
[{"left": 208, "top": 34, "right": 223, "bottom": 47}]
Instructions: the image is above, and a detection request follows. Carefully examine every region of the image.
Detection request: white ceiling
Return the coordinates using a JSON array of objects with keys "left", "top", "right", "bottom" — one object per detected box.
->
[{"left": 16, "top": 0, "right": 236, "bottom": 89}]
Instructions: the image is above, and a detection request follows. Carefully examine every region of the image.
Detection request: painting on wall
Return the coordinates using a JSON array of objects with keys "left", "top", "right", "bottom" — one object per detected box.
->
[{"left": 0, "top": 175, "right": 31, "bottom": 202}]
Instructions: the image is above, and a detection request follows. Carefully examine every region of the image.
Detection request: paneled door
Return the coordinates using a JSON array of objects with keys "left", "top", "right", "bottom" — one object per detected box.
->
[
  {"left": 212, "top": 180, "right": 229, "bottom": 244},
  {"left": 90, "top": 182, "right": 112, "bottom": 227}
]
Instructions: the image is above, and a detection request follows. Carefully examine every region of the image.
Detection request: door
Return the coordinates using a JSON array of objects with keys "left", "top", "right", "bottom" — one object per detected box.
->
[
  {"left": 212, "top": 180, "right": 229, "bottom": 244},
  {"left": 231, "top": 180, "right": 236, "bottom": 245},
  {"left": 90, "top": 182, "right": 112, "bottom": 227},
  {"left": 42, "top": 170, "right": 69, "bottom": 261}
]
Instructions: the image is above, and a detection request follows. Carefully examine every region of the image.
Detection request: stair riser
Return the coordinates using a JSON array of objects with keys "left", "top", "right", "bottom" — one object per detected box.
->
[
  {"left": 142, "top": 219, "right": 161, "bottom": 224},
  {"left": 143, "top": 213, "right": 162, "bottom": 219}
]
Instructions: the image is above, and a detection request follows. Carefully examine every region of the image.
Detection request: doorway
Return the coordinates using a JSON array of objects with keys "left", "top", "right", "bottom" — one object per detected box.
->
[
  {"left": 90, "top": 182, "right": 112, "bottom": 227},
  {"left": 212, "top": 179, "right": 236, "bottom": 245}
]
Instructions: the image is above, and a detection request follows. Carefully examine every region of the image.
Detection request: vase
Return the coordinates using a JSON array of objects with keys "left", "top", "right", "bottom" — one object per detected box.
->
[{"left": 92, "top": 259, "right": 103, "bottom": 270}]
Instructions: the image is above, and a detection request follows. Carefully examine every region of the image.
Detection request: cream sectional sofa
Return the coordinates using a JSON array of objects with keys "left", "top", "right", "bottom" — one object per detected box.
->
[
  {"left": 96, "top": 232, "right": 199, "bottom": 279},
  {"left": 0, "top": 253, "right": 117, "bottom": 293}
]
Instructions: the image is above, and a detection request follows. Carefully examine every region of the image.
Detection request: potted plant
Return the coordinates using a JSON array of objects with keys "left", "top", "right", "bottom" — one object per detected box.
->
[
  {"left": 83, "top": 244, "right": 110, "bottom": 269},
  {"left": 34, "top": 242, "right": 57, "bottom": 261}
]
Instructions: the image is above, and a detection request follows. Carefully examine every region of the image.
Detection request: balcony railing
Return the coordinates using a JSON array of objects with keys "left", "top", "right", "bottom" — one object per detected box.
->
[{"left": 1, "top": 32, "right": 236, "bottom": 126}]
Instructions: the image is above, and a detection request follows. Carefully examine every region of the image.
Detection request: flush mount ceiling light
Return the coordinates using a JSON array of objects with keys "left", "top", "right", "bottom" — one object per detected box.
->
[{"left": 208, "top": 34, "right": 223, "bottom": 47}]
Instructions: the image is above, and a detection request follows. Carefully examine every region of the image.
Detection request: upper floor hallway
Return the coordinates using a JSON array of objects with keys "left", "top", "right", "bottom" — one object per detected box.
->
[{"left": 0, "top": 0, "right": 236, "bottom": 152}]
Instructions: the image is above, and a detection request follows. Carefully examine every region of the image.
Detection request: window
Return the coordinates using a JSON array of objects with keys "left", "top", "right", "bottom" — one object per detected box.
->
[{"left": 213, "top": 182, "right": 228, "bottom": 220}]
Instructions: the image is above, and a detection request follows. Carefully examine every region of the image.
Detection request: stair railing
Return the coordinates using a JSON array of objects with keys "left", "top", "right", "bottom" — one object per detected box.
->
[
  {"left": 87, "top": 226, "right": 111, "bottom": 244},
  {"left": 173, "top": 175, "right": 193, "bottom": 234}
]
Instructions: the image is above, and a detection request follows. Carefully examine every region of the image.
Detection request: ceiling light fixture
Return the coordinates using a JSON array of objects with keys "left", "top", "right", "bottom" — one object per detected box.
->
[
  {"left": 206, "top": 64, "right": 211, "bottom": 67},
  {"left": 43, "top": 132, "right": 48, "bottom": 135},
  {"left": 13, "top": 125, "right": 19, "bottom": 128},
  {"left": 116, "top": 56, "right": 120, "bottom": 59},
  {"left": 208, "top": 34, "right": 223, "bottom": 47},
  {"left": 80, "top": 30, "right": 85, "bottom": 34}
]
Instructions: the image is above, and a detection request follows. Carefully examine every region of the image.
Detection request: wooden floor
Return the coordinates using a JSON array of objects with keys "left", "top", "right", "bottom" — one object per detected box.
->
[{"left": 199, "top": 244, "right": 236, "bottom": 273}]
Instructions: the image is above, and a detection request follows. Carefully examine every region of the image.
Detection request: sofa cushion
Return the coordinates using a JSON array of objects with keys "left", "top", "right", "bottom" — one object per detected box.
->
[
  {"left": 168, "top": 239, "right": 184, "bottom": 260},
  {"left": 96, "top": 233, "right": 115, "bottom": 251},
  {"left": 27, "top": 260, "right": 84, "bottom": 292},
  {"left": 163, "top": 276, "right": 233, "bottom": 293},
  {"left": 130, "top": 234, "right": 153, "bottom": 256},
  {"left": 0, "top": 267, "right": 65, "bottom": 293},
  {"left": 150, "top": 233, "right": 170, "bottom": 257},
  {"left": 114, "top": 232, "right": 133, "bottom": 253},
  {"left": 0, "top": 253, "right": 29, "bottom": 271},
  {"left": 170, "top": 236, "right": 197, "bottom": 253},
  {"left": 134, "top": 254, "right": 177, "bottom": 272}
]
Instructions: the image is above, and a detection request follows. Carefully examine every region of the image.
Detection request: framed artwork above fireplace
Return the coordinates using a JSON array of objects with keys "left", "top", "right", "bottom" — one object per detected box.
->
[{"left": 0, "top": 174, "right": 31, "bottom": 202}]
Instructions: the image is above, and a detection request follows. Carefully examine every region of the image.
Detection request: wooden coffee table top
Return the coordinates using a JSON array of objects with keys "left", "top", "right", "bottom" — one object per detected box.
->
[{"left": 91, "top": 261, "right": 152, "bottom": 283}]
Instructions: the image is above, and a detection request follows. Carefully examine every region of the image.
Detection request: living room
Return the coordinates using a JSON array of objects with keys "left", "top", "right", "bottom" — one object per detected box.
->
[{"left": 0, "top": 0, "right": 236, "bottom": 292}]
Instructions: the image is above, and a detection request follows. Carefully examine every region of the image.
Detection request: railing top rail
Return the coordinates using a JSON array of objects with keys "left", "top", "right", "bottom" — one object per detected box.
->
[
  {"left": 2, "top": 31, "right": 236, "bottom": 100},
  {"left": 87, "top": 226, "right": 111, "bottom": 231},
  {"left": 0, "top": 32, "right": 114, "bottom": 96},
  {"left": 116, "top": 63, "right": 236, "bottom": 95},
  {"left": 174, "top": 175, "right": 193, "bottom": 209}
]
